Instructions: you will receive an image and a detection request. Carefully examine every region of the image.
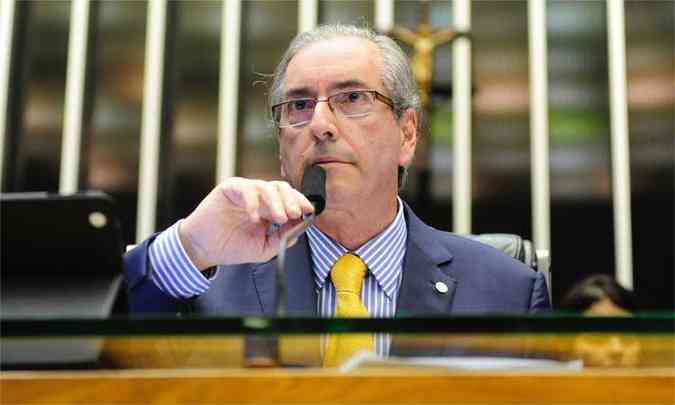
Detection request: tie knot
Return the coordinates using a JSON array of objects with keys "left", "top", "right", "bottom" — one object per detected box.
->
[{"left": 330, "top": 253, "right": 367, "bottom": 294}]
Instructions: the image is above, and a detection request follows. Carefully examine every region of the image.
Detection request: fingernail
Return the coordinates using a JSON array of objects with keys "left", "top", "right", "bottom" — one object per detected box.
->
[{"left": 266, "top": 222, "right": 281, "bottom": 236}]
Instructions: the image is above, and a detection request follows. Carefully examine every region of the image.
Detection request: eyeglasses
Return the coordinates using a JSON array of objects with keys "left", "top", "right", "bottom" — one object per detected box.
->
[{"left": 271, "top": 90, "right": 394, "bottom": 128}]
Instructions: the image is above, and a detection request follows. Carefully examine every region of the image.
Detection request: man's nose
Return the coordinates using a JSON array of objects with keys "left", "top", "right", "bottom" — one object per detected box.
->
[{"left": 308, "top": 100, "right": 338, "bottom": 141}]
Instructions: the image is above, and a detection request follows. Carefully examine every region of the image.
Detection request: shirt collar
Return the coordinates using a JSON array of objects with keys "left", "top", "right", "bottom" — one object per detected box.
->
[{"left": 306, "top": 197, "right": 407, "bottom": 298}]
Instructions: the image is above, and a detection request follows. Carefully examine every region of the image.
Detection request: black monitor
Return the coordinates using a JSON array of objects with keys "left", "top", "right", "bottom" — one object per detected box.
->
[{"left": 1, "top": 191, "right": 127, "bottom": 367}]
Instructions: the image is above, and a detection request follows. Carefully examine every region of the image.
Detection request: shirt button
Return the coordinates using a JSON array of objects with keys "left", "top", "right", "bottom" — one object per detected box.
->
[{"left": 435, "top": 281, "right": 448, "bottom": 294}]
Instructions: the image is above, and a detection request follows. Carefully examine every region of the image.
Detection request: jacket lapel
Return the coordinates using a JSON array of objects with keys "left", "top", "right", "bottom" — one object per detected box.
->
[
  {"left": 252, "top": 234, "right": 316, "bottom": 316},
  {"left": 396, "top": 205, "right": 457, "bottom": 316},
  {"left": 251, "top": 204, "right": 455, "bottom": 317}
]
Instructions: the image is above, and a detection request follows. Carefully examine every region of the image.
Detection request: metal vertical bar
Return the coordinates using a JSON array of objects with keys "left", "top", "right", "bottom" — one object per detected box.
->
[
  {"left": 452, "top": 0, "right": 472, "bottom": 234},
  {"left": 136, "top": 0, "right": 167, "bottom": 242},
  {"left": 0, "top": 0, "right": 16, "bottom": 187},
  {"left": 375, "top": 0, "right": 394, "bottom": 33},
  {"left": 527, "top": 0, "right": 552, "bottom": 292},
  {"left": 298, "top": 0, "right": 318, "bottom": 33},
  {"left": 216, "top": 0, "right": 241, "bottom": 184},
  {"left": 607, "top": 0, "right": 634, "bottom": 289},
  {"left": 59, "top": 0, "right": 90, "bottom": 194}
]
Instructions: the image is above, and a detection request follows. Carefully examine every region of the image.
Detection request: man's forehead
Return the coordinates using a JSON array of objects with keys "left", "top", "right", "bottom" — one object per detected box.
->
[{"left": 283, "top": 37, "right": 382, "bottom": 95}]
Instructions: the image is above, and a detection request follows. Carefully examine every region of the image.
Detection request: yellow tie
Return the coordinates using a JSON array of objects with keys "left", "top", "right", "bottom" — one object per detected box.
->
[{"left": 323, "top": 253, "right": 374, "bottom": 367}]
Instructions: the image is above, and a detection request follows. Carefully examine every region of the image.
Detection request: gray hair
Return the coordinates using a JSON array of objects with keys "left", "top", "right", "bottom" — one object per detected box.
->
[
  {"left": 269, "top": 24, "right": 422, "bottom": 188},
  {"left": 269, "top": 24, "right": 422, "bottom": 131}
]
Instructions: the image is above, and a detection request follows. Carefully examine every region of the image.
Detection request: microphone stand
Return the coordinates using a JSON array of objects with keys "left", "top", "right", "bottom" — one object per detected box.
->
[
  {"left": 275, "top": 212, "right": 315, "bottom": 317},
  {"left": 245, "top": 165, "right": 324, "bottom": 367},
  {"left": 242, "top": 214, "right": 314, "bottom": 369}
]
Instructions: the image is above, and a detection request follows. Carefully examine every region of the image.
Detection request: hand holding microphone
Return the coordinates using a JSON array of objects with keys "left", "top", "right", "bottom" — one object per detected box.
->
[
  {"left": 178, "top": 173, "right": 318, "bottom": 271},
  {"left": 267, "top": 165, "right": 326, "bottom": 235},
  {"left": 275, "top": 165, "right": 326, "bottom": 251},
  {"left": 176, "top": 164, "right": 325, "bottom": 315}
]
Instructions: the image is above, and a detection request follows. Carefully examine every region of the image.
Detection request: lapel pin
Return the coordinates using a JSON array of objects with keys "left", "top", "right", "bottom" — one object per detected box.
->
[{"left": 435, "top": 281, "right": 449, "bottom": 294}]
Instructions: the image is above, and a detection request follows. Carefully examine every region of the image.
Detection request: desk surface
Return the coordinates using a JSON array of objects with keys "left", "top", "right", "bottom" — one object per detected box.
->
[{"left": 2, "top": 368, "right": 674, "bottom": 404}]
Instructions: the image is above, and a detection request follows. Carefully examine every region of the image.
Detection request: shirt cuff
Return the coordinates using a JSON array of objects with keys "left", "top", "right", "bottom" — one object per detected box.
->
[{"left": 148, "top": 219, "right": 214, "bottom": 300}]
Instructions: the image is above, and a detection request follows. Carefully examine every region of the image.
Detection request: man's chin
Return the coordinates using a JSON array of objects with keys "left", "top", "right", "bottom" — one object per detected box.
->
[{"left": 323, "top": 183, "right": 361, "bottom": 208}]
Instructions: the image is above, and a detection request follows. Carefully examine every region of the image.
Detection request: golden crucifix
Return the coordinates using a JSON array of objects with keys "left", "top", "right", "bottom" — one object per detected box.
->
[
  {"left": 384, "top": 1, "right": 469, "bottom": 204},
  {"left": 389, "top": 1, "right": 467, "bottom": 107}
]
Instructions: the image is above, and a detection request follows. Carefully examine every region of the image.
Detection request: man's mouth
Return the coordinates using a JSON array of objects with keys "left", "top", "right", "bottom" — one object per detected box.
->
[{"left": 313, "top": 156, "right": 347, "bottom": 165}]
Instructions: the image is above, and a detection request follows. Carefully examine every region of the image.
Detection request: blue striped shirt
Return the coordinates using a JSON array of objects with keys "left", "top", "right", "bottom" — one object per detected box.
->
[
  {"left": 148, "top": 220, "right": 211, "bottom": 299},
  {"left": 148, "top": 198, "right": 407, "bottom": 354},
  {"left": 307, "top": 198, "right": 406, "bottom": 318},
  {"left": 307, "top": 197, "right": 407, "bottom": 355}
]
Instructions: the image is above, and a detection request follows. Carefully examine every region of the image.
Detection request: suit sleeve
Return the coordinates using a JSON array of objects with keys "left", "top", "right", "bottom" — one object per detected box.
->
[
  {"left": 123, "top": 234, "right": 183, "bottom": 314},
  {"left": 528, "top": 271, "right": 551, "bottom": 313}
]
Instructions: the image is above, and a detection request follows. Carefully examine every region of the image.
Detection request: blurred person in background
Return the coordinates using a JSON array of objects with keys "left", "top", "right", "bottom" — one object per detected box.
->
[
  {"left": 561, "top": 274, "right": 636, "bottom": 315},
  {"left": 561, "top": 274, "right": 641, "bottom": 367}
]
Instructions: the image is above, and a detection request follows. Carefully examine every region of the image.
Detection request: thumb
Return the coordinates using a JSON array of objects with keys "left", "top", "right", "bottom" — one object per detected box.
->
[{"left": 269, "top": 217, "right": 308, "bottom": 249}]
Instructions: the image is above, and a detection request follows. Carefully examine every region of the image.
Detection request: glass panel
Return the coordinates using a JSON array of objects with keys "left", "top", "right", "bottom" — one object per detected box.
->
[{"left": 2, "top": 316, "right": 673, "bottom": 371}]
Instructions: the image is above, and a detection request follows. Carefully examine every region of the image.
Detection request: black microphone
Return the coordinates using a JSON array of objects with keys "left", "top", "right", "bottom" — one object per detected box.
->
[
  {"left": 276, "top": 165, "right": 326, "bottom": 316},
  {"left": 300, "top": 165, "right": 326, "bottom": 216},
  {"left": 267, "top": 166, "right": 326, "bottom": 234}
]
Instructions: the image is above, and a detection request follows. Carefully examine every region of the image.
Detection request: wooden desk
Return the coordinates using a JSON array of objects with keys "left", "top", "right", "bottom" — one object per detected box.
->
[{"left": 2, "top": 368, "right": 674, "bottom": 404}]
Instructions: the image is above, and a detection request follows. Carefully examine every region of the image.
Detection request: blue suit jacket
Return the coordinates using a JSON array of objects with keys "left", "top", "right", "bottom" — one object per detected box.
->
[{"left": 124, "top": 204, "right": 550, "bottom": 315}]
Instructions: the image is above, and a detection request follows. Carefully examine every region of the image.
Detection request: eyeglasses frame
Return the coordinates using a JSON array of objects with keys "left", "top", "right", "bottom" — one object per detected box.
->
[{"left": 271, "top": 89, "right": 395, "bottom": 129}]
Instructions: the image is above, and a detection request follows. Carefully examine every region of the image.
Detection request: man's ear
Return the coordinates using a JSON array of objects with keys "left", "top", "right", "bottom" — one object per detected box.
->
[{"left": 399, "top": 109, "right": 418, "bottom": 168}]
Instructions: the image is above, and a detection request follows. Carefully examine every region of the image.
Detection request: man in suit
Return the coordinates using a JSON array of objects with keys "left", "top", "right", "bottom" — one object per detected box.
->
[{"left": 125, "top": 24, "right": 550, "bottom": 320}]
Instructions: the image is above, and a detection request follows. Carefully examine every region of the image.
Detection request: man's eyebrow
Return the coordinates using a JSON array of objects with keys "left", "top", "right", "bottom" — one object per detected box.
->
[
  {"left": 284, "top": 80, "right": 370, "bottom": 99},
  {"left": 330, "top": 79, "right": 369, "bottom": 91},
  {"left": 285, "top": 87, "right": 313, "bottom": 99}
]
